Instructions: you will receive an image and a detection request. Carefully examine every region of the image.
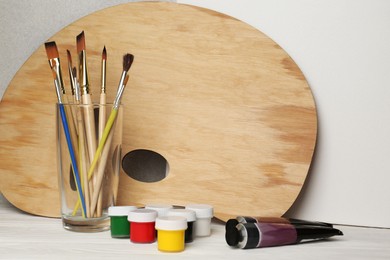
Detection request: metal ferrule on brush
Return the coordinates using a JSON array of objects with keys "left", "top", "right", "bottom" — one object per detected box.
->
[
  {"left": 113, "top": 71, "right": 127, "bottom": 109},
  {"left": 101, "top": 59, "right": 106, "bottom": 94},
  {"left": 68, "top": 66, "right": 75, "bottom": 96},
  {"left": 53, "top": 77, "right": 63, "bottom": 104},
  {"left": 49, "top": 58, "right": 66, "bottom": 95},
  {"left": 78, "top": 50, "right": 89, "bottom": 95},
  {"left": 74, "top": 80, "right": 81, "bottom": 104}
]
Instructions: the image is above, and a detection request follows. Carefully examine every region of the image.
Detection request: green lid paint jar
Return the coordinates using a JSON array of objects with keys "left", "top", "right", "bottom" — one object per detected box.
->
[{"left": 108, "top": 206, "right": 137, "bottom": 238}]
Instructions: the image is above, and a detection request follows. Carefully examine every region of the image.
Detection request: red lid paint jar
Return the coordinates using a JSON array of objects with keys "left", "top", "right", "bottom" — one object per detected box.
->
[
  {"left": 145, "top": 204, "right": 173, "bottom": 217},
  {"left": 155, "top": 216, "right": 187, "bottom": 252},
  {"left": 185, "top": 204, "right": 214, "bottom": 237},
  {"left": 167, "top": 209, "right": 196, "bottom": 243},
  {"left": 108, "top": 206, "right": 137, "bottom": 238},
  {"left": 127, "top": 209, "right": 158, "bottom": 243}
]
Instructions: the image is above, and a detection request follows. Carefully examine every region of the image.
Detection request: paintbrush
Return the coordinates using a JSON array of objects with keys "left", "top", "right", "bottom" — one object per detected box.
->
[
  {"left": 65, "top": 50, "right": 81, "bottom": 135},
  {"left": 45, "top": 44, "right": 79, "bottom": 157},
  {"left": 66, "top": 50, "right": 76, "bottom": 97},
  {"left": 77, "top": 31, "right": 98, "bottom": 215},
  {"left": 45, "top": 42, "right": 87, "bottom": 217},
  {"left": 45, "top": 42, "right": 66, "bottom": 96},
  {"left": 70, "top": 67, "right": 91, "bottom": 218},
  {"left": 96, "top": 46, "right": 107, "bottom": 217},
  {"left": 89, "top": 54, "right": 133, "bottom": 214}
]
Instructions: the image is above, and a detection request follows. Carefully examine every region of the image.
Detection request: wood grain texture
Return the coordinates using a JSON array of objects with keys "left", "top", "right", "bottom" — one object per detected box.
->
[{"left": 0, "top": 2, "right": 317, "bottom": 221}]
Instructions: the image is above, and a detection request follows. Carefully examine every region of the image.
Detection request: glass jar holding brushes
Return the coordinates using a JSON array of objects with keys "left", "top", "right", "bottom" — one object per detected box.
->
[{"left": 45, "top": 31, "right": 134, "bottom": 232}]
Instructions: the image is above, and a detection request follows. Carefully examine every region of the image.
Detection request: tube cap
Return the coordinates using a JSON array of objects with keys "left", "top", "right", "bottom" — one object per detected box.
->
[
  {"left": 167, "top": 209, "right": 196, "bottom": 222},
  {"left": 128, "top": 209, "right": 157, "bottom": 222},
  {"left": 185, "top": 204, "right": 213, "bottom": 218},
  {"left": 225, "top": 224, "right": 240, "bottom": 246},
  {"left": 108, "top": 206, "right": 137, "bottom": 216},
  {"left": 155, "top": 216, "right": 188, "bottom": 231},
  {"left": 225, "top": 219, "right": 239, "bottom": 231}
]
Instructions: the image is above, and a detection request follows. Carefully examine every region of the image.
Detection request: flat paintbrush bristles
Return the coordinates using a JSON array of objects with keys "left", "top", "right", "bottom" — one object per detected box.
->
[
  {"left": 77, "top": 30, "right": 89, "bottom": 94},
  {"left": 76, "top": 31, "right": 86, "bottom": 53},
  {"left": 45, "top": 41, "right": 59, "bottom": 60},
  {"left": 123, "top": 53, "right": 134, "bottom": 72}
]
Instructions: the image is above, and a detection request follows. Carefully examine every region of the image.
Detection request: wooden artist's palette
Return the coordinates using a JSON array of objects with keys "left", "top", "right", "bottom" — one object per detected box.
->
[{"left": 0, "top": 2, "right": 317, "bottom": 221}]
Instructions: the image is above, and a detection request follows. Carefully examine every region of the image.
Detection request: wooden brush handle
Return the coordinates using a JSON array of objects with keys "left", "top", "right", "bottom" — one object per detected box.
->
[
  {"left": 96, "top": 93, "right": 107, "bottom": 217},
  {"left": 81, "top": 94, "right": 97, "bottom": 196},
  {"left": 77, "top": 108, "right": 91, "bottom": 218}
]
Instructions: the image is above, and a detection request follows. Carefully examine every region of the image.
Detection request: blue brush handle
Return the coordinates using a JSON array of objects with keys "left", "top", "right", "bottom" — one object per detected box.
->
[{"left": 59, "top": 104, "right": 87, "bottom": 216}]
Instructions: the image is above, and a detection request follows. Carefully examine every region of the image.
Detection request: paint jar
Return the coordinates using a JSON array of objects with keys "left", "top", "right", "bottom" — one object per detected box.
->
[
  {"left": 167, "top": 209, "right": 196, "bottom": 243},
  {"left": 155, "top": 216, "right": 188, "bottom": 252},
  {"left": 145, "top": 204, "right": 173, "bottom": 217},
  {"left": 185, "top": 204, "right": 213, "bottom": 237},
  {"left": 108, "top": 206, "right": 137, "bottom": 238},
  {"left": 127, "top": 209, "right": 157, "bottom": 243}
]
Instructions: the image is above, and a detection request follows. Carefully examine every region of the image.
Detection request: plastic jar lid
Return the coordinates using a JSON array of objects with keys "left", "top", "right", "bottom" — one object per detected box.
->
[
  {"left": 108, "top": 206, "right": 137, "bottom": 216},
  {"left": 128, "top": 209, "right": 157, "bottom": 222},
  {"left": 167, "top": 209, "right": 196, "bottom": 222},
  {"left": 185, "top": 204, "right": 214, "bottom": 218},
  {"left": 145, "top": 204, "right": 173, "bottom": 216},
  {"left": 155, "top": 216, "right": 188, "bottom": 231}
]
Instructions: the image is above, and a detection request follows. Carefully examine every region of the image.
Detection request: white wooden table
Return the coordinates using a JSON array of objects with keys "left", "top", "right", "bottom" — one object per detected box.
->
[{"left": 0, "top": 194, "right": 389, "bottom": 259}]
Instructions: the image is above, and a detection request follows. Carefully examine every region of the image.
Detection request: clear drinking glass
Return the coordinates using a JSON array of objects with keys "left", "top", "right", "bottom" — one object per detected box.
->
[{"left": 56, "top": 103, "right": 123, "bottom": 232}]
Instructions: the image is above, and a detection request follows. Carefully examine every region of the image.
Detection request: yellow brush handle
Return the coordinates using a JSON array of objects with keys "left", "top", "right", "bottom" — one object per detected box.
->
[
  {"left": 95, "top": 93, "right": 106, "bottom": 217},
  {"left": 87, "top": 108, "right": 118, "bottom": 180},
  {"left": 90, "top": 126, "right": 114, "bottom": 215}
]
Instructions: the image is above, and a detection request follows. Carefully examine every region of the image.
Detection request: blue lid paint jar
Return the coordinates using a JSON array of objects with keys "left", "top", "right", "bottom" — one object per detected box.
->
[
  {"left": 185, "top": 204, "right": 214, "bottom": 237},
  {"left": 108, "top": 206, "right": 137, "bottom": 238},
  {"left": 167, "top": 209, "right": 196, "bottom": 243}
]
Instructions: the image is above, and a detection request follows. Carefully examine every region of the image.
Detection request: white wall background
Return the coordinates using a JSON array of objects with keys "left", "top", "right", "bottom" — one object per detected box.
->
[{"left": 1, "top": 0, "right": 389, "bottom": 228}]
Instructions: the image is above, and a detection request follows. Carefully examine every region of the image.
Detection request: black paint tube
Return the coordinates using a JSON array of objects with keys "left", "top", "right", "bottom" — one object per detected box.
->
[
  {"left": 226, "top": 222, "right": 343, "bottom": 249},
  {"left": 226, "top": 216, "right": 333, "bottom": 235}
]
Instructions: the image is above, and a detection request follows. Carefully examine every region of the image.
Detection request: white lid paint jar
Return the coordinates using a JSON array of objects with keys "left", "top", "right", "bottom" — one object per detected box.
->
[
  {"left": 108, "top": 206, "right": 137, "bottom": 238},
  {"left": 185, "top": 204, "right": 214, "bottom": 237},
  {"left": 155, "top": 216, "right": 188, "bottom": 252},
  {"left": 167, "top": 209, "right": 196, "bottom": 243},
  {"left": 145, "top": 204, "right": 173, "bottom": 217}
]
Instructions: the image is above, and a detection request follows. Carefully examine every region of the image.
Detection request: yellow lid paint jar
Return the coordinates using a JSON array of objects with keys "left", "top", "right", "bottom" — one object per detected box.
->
[{"left": 155, "top": 216, "right": 187, "bottom": 252}]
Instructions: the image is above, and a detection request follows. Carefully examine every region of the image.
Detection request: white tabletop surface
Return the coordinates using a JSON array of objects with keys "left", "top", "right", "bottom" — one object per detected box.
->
[{"left": 0, "top": 194, "right": 389, "bottom": 259}]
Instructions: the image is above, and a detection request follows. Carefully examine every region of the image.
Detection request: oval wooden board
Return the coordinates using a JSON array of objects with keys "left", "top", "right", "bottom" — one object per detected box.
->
[{"left": 0, "top": 2, "right": 317, "bottom": 221}]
